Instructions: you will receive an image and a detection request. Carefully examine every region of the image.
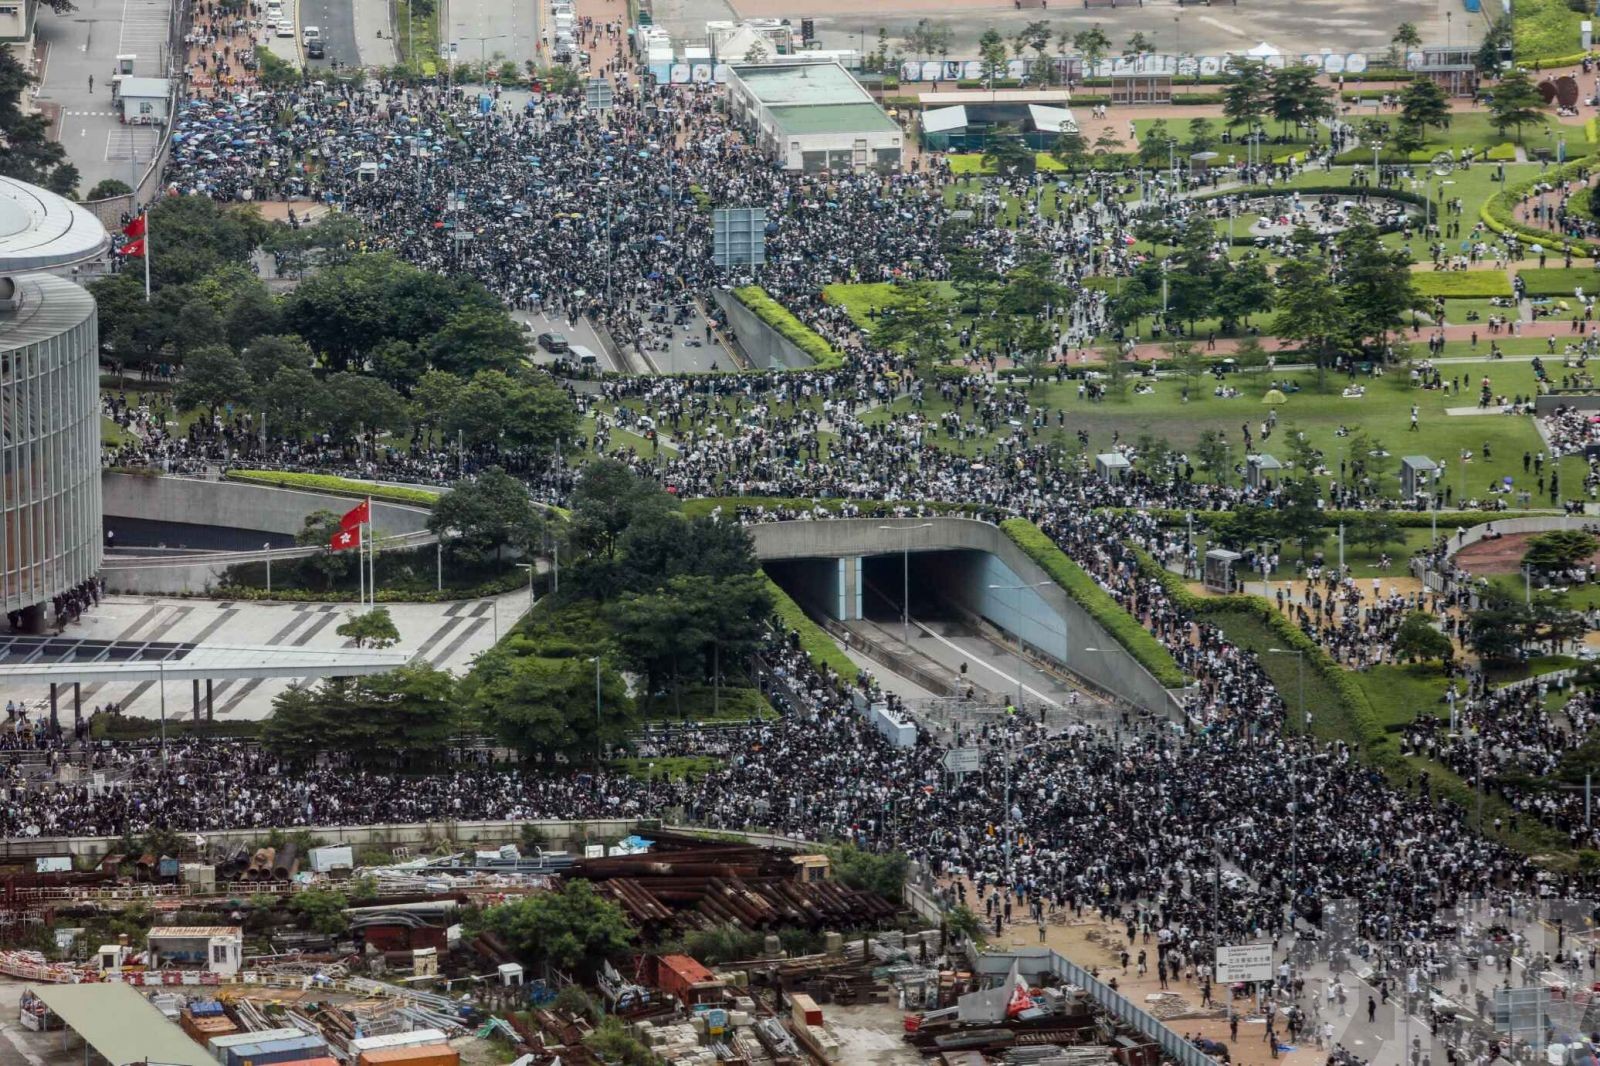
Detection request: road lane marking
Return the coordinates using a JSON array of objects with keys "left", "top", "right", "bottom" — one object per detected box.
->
[{"left": 909, "top": 617, "right": 1063, "bottom": 708}]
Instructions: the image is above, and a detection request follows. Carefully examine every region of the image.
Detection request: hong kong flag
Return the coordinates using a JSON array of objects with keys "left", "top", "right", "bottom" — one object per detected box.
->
[
  {"left": 123, "top": 215, "right": 146, "bottom": 239},
  {"left": 329, "top": 527, "right": 360, "bottom": 552},
  {"left": 121, "top": 238, "right": 146, "bottom": 257}
]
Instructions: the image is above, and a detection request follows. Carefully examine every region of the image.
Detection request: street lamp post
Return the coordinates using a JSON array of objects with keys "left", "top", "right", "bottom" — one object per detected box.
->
[
  {"left": 591, "top": 655, "right": 604, "bottom": 783},
  {"left": 264, "top": 543, "right": 272, "bottom": 597},
  {"left": 878, "top": 523, "right": 933, "bottom": 643},
  {"left": 157, "top": 661, "right": 167, "bottom": 767}
]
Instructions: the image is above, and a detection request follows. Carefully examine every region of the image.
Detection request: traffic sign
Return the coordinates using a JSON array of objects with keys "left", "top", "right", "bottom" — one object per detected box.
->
[
  {"left": 943, "top": 748, "right": 982, "bottom": 774},
  {"left": 584, "top": 77, "right": 615, "bottom": 110},
  {"left": 712, "top": 207, "right": 766, "bottom": 269},
  {"left": 1215, "top": 943, "right": 1273, "bottom": 984}
]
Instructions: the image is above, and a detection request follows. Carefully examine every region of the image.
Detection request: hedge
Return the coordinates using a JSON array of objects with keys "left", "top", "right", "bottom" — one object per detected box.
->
[
  {"left": 1482, "top": 158, "right": 1600, "bottom": 256},
  {"left": 681, "top": 496, "right": 990, "bottom": 520},
  {"left": 1132, "top": 505, "right": 1556, "bottom": 530},
  {"left": 1409, "top": 270, "right": 1515, "bottom": 298},
  {"left": 1514, "top": 0, "right": 1588, "bottom": 61},
  {"left": 999, "top": 518, "right": 1188, "bottom": 689},
  {"left": 731, "top": 286, "right": 845, "bottom": 371},
  {"left": 224, "top": 470, "right": 441, "bottom": 507},
  {"left": 204, "top": 570, "right": 533, "bottom": 603},
  {"left": 1187, "top": 184, "right": 1426, "bottom": 208},
  {"left": 1516, "top": 266, "right": 1600, "bottom": 296},
  {"left": 1129, "top": 544, "right": 1389, "bottom": 756},
  {"left": 762, "top": 573, "right": 859, "bottom": 681}
]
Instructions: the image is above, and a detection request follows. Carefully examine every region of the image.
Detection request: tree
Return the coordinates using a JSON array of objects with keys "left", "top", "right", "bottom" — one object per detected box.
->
[
  {"left": 978, "top": 28, "right": 1009, "bottom": 86},
  {"left": 1271, "top": 253, "right": 1345, "bottom": 363},
  {"left": 1490, "top": 69, "right": 1545, "bottom": 144},
  {"left": 1266, "top": 65, "right": 1335, "bottom": 136},
  {"left": 1467, "top": 599, "right": 1531, "bottom": 665},
  {"left": 1346, "top": 514, "right": 1404, "bottom": 555},
  {"left": 175, "top": 345, "right": 252, "bottom": 415},
  {"left": 905, "top": 19, "right": 953, "bottom": 62},
  {"left": 0, "top": 48, "right": 69, "bottom": 189},
  {"left": 262, "top": 665, "right": 459, "bottom": 766},
  {"left": 1394, "top": 611, "right": 1453, "bottom": 663},
  {"left": 315, "top": 373, "right": 412, "bottom": 442},
  {"left": 1214, "top": 256, "right": 1274, "bottom": 331},
  {"left": 482, "top": 880, "right": 634, "bottom": 974},
  {"left": 1051, "top": 125, "right": 1089, "bottom": 172},
  {"left": 86, "top": 178, "right": 132, "bottom": 200},
  {"left": 1195, "top": 429, "right": 1233, "bottom": 483},
  {"left": 1392, "top": 119, "right": 1427, "bottom": 157},
  {"left": 411, "top": 369, "right": 465, "bottom": 445},
  {"left": 1093, "top": 128, "right": 1125, "bottom": 156},
  {"left": 1271, "top": 478, "right": 1325, "bottom": 559},
  {"left": 466, "top": 653, "right": 633, "bottom": 764},
  {"left": 429, "top": 466, "right": 544, "bottom": 564},
  {"left": 1400, "top": 77, "right": 1451, "bottom": 133},
  {"left": 288, "top": 887, "right": 350, "bottom": 935},
  {"left": 1523, "top": 529, "right": 1599, "bottom": 572},
  {"left": 1138, "top": 118, "right": 1178, "bottom": 167},
  {"left": 45, "top": 162, "right": 79, "bottom": 198},
  {"left": 825, "top": 843, "right": 910, "bottom": 900},
  {"left": 569, "top": 459, "right": 679, "bottom": 562},
  {"left": 242, "top": 334, "right": 314, "bottom": 389},
  {"left": 1221, "top": 59, "right": 1269, "bottom": 130},
  {"left": 1335, "top": 222, "right": 1416, "bottom": 354},
  {"left": 1391, "top": 22, "right": 1422, "bottom": 52},
  {"left": 261, "top": 367, "right": 321, "bottom": 440},
  {"left": 295, "top": 510, "right": 358, "bottom": 589},
  {"left": 141, "top": 195, "right": 270, "bottom": 288},
  {"left": 1124, "top": 31, "right": 1152, "bottom": 56},
  {"left": 1072, "top": 27, "right": 1111, "bottom": 76},
  {"left": 982, "top": 125, "right": 1036, "bottom": 177},
  {"left": 869, "top": 281, "right": 955, "bottom": 370},
  {"left": 1186, "top": 117, "right": 1216, "bottom": 153},
  {"left": 336, "top": 607, "right": 401, "bottom": 648},
  {"left": 424, "top": 304, "right": 527, "bottom": 377},
  {"left": 1171, "top": 341, "right": 1205, "bottom": 393}
]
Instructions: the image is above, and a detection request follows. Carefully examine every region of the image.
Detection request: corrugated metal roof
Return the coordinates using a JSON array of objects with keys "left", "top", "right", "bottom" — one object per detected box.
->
[
  {"left": 0, "top": 274, "right": 96, "bottom": 351},
  {"left": 0, "top": 177, "right": 111, "bottom": 272},
  {"left": 149, "top": 926, "right": 244, "bottom": 938},
  {"left": 25, "top": 984, "right": 214, "bottom": 1066}
]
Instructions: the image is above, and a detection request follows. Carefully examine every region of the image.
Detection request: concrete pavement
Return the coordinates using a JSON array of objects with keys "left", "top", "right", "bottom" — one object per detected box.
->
[{"left": 33, "top": 0, "right": 165, "bottom": 196}]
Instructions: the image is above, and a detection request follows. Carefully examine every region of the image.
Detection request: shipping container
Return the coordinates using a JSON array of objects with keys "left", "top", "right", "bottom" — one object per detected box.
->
[
  {"left": 790, "top": 992, "right": 822, "bottom": 1027},
  {"left": 222, "top": 1035, "right": 328, "bottom": 1066},
  {"left": 357, "top": 1047, "right": 460, "bottom": 1066},
  {"left": 349, "top": 1030, "right": 448, "bottom": 1052},
  {"left": 211, "top": 1029, "right": 304, "bottom": 1057},
  {"left": 181, "top": 1013, "right": 239, "bottom": 1045}
]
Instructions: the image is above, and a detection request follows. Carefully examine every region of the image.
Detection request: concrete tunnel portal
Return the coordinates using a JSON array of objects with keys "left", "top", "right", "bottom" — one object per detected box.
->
[{"left": 748, "top": 518, "right": 1184, "bottom": 719}]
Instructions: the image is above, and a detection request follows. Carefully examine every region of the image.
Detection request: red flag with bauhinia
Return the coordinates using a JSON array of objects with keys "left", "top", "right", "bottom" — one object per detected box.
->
[
  {"left": 339, "top": 499, "right": 370, "bottom": 531},
  {"left": 330, "top": 527, "right": 360, "bottom": 552},
  {"left": 121, "top": 238, "right": 146, "bottom": 258},
  {"left": 123, "top": 215, "right": 146, "bottom": 239}
]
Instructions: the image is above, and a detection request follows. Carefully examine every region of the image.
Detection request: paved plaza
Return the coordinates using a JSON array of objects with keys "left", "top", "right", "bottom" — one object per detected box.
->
[{"left": 2, "top": 590, "right": 533, "bottom": 724}]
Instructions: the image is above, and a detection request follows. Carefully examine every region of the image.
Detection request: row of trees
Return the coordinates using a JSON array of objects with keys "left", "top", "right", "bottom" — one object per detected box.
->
[{"left": 95, "top": 197, "right": 577, "bottom": 457}]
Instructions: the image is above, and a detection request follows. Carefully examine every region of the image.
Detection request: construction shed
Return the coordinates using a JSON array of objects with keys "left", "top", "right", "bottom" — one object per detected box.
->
[{"left": 23, "top": 983, "right": 213, "bottom": 1066}]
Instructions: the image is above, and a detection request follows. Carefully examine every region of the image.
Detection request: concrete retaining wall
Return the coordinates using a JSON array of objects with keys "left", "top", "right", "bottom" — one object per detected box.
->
[
  {"left": 0, "top": 818, "right": 646, "bottom": 862},
  {"left": 751, "top": 518, "right": 1182, "bottom": 717},
  {"left": 100, "top": 473, "right": 434, "bottom": 595},
  {"left": 711, "top": 290, "right": 815, "bottom": 371}
]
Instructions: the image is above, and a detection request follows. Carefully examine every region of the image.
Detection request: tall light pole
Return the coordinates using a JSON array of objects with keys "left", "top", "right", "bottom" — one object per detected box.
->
[
  {"left": 157, "top": 660, "right": 167, "bottom": 767},
  {"left": 458, "top": 31, "right": 507, "bottom": 78},
  {"left": 1268, "top": 647, "right": 1307, "bottom": 999},
  {"left": 517, "top": 562, "right": 536, "bottom": 617},
  {"left": 591, "top": 655, "right": 604, "bottom": 784},
  {"left": 879, "top": 523, "right": 933, "bottom": 642}
]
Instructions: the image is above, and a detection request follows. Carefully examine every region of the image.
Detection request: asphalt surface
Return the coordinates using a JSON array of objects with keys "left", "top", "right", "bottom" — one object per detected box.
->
[
  {"left": 513, "top": 309, "right": 621, "bottom": 373},
  {"left": 35, "top": 0, "right": 166, "bottom": 195},
  {"left": 446, "top": 0, "right": 537, "bottom": 70},
  {"left": 298, "top": 0, "right": 356, "bottom": 73}
]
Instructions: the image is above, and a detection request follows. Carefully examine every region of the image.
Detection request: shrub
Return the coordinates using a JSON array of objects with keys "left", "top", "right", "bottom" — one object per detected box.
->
[
  {"left": 1514, "top": 0, "right": 1587, "bottom": 60},
  {"left": 762, "top": 573, "right": 858, "bottom": 682},
  {"left": 1482, "top": 158, "right": 1600, "bottom": 256},
  {"left": 224, "top": 470, "right": 441, "bottom": 507},
  {"left": 1409, "top": 271, "right": 1514, "bottom": 298},
  {"left": 999, "top": 519, "right": 1187, "bottom": 688},
  {"left": 731, "top": 286, "right": 844, "bottom": 371}
]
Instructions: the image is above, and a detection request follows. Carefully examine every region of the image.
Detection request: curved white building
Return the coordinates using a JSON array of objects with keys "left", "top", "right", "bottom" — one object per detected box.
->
[{"left": 0, "top": 177, "right": 111, "bottom": 631}]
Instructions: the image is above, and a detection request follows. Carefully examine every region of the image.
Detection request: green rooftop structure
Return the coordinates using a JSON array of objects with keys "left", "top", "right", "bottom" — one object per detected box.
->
[{"left": 724, "top": 61, "right": 903, "bottom": 173}]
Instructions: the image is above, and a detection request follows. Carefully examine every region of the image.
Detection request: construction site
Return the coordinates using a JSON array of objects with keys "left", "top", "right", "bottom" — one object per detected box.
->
[{"left": 0, "top": 829, "right": 1196, "bottom": 1066}]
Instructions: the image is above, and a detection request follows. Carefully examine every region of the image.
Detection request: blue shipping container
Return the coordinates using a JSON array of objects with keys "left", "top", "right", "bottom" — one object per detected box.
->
[
  {"left": 223, "top": 1035, "right": 328, "bottom": 1066},
  {"left": 1462, "top": 0, "right": 1480, "bottom": 11}
]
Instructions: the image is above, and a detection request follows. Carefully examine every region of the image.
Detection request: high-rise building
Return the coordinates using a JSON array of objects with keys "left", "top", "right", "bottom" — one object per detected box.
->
[{"left": 0, "top": 177, "right": 111, "bottom": 632}]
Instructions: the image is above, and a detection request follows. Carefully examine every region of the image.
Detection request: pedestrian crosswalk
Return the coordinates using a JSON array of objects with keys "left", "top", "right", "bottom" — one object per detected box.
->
[{"left": 63, "top": 111, "right": 117, "bottom": 118}]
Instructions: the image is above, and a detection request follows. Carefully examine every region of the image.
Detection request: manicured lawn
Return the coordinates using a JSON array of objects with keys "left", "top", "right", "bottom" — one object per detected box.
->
[
  {"left": 1354, "top": 663, "right": 1451, "bottom": 731},
  {"left": 1189, "top": 524, "right": 1440, "bottom": 578},
  {"left": 635, "top": 682, "right": 777, "bottom": 723},
  {"left": 1518, "top": 267, "right": 1600, "bottom": 297},
  {"left": 608, "top": 755, "right": 725, "bottom": 782},
  {"left": 947, "top": 153, "right": 1068, "bottom": 176},
  {"left": 101, "top": 417, "right": 132, "bottom": 448}
]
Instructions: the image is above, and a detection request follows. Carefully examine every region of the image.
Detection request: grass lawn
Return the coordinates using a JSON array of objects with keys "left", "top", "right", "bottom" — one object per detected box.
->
[
  {"left": 881, "top": 357, "right": 1560, "bottom": 502},
  {"left": 1353, "top": 663, "right": 1452, "bottom": 732},
  {"left": 1518, "top": 267, "right": 1600, "bottom": 297},
  {"left": 101, "top": 417, "right": 132, "bottom": 448},
  {"left": 1189, "top": 524, "right": 1440, "bottom": 577},
  {"left": 635, "top": 682, "right": 777, "bottom": 724},
  {"left": 946, "top": 153, "right": 1068, "bottom": 176},
  {"left": 1515, "top": 0, "right": 1588, "bottom": 61},
  {"left": 394, "top": 0, "right": 440, "bottom": 69},
  {"left": 608, "top": 755, "right": 725, "bottom": 782}
]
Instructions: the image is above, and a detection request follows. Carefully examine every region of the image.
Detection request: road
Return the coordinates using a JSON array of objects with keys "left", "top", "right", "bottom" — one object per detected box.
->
[
  {"left": 445, "top": 0, "right": 537, "bottom": 71},
  {"left": 513, "top": 308, "right": 622, "bottom": 373},
  {"left": 34, "top": 0, "right": 166, "bottom": 195}
]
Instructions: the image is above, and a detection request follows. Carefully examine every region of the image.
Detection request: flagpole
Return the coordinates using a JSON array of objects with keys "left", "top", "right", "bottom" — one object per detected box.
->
[
  {"left": 142, "top": 213, "right": 151, "bottom": 303},
  {"left": 358, "top": 524, "right": 366, "bottom": 606},
  {"left": 366, "top": 497, "right": 376, "bottom": 608}
]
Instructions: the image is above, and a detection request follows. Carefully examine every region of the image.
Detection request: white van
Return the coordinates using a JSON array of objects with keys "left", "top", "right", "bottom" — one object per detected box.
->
[
  {"left": 568, "top": 344, "right": 600, "bottom": 367},
  {"left": 302, "top": 25, "right": 321, "bottom": 42}
]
